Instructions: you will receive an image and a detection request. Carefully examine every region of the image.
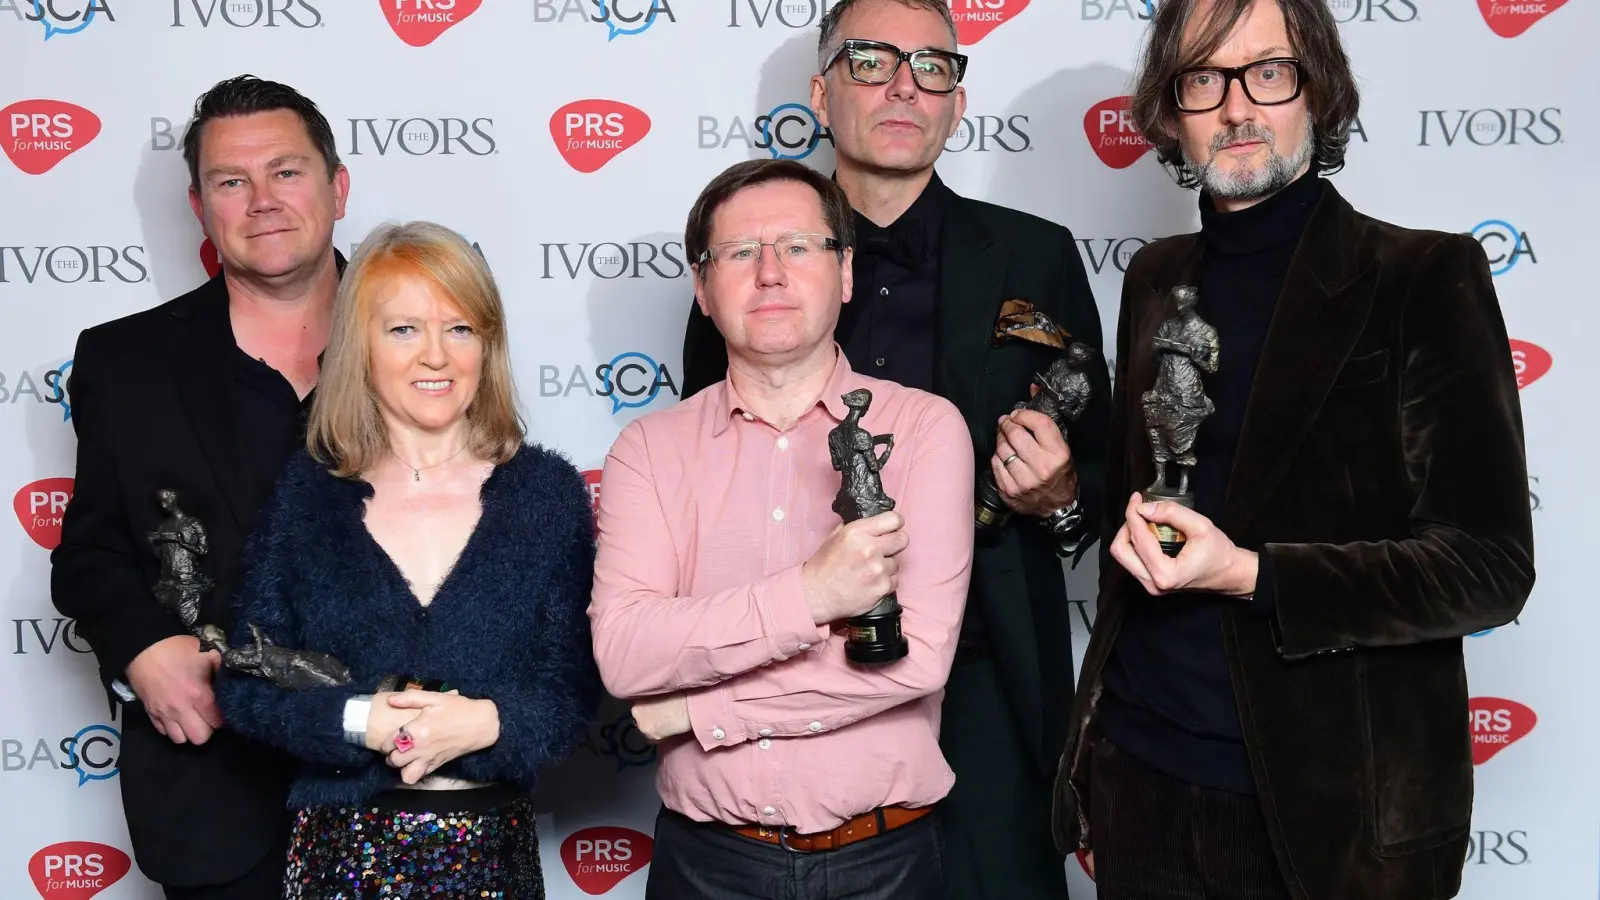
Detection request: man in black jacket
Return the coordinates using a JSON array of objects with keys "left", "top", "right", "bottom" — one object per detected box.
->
[
  {"left": 680, "top": 2, "right": 1110, "bottom": 896},
  {"left": 1051, "top": 2, "right": 1535, "bottom": 898},
  {"left": 51, "top": 75, "right": 348, "bottom": 899}
]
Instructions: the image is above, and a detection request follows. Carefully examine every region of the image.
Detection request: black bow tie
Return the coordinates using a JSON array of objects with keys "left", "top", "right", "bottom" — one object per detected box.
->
[{"left": 856, "top": 213, "right": 937, "bottom": 270}]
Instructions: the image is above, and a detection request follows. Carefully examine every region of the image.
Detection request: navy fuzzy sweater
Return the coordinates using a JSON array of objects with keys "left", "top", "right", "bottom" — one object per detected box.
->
[{"left": 215, "top": 444, "right": 600, "bottom": 810}]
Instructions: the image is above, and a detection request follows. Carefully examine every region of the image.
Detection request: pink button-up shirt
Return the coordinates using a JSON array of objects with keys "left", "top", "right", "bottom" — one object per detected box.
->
[{"left": 589, "top": 350, "right": 975, "bottom": 834}]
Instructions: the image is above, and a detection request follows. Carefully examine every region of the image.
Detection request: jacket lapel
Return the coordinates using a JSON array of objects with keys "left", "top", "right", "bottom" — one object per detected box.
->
[
  {"left": 936, "top": 197, "right": 1007, "bottom": 430},
  {"left": 1219, "top": 185, "right": 1379, "bottom": 537},
  {"left": 166, "top": 276, "right": 253, "bottom": 534}
]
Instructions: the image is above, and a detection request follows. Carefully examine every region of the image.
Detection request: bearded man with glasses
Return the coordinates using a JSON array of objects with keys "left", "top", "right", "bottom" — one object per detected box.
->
[
  {"left": 1050, "top": 2, "right": 1534, "bottom": 899},
  {"left": 681, "top": 4, "right": 1112, "bottom": 895}
]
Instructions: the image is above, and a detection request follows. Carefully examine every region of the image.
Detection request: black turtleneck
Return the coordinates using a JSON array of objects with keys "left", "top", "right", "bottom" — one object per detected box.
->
[{"left": 1099, "top": 169, "right": 1325, "bottom": 796}]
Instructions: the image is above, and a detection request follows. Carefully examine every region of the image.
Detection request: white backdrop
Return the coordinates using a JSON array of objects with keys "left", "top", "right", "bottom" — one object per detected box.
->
[{"left": 2, "top": 0, "right": 1591, "bottom": 897}]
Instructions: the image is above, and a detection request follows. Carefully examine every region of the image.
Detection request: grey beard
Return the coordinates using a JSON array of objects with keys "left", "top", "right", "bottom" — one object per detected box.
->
[{"left": 1187, "top": 118, "right": 1316, "bottom": 201}]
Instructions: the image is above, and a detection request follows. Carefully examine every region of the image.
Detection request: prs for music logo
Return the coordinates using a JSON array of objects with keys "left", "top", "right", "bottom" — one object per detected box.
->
[
  {"left": 1469, "top": 697, "right": 1535, "bottom": 765},
  {"left": 15, "top": 478, "right": 73, "bottom": 549},
  {"left": 550, "top": 100, "right": 651, "bottom": 173},
  {"left": 1509, "top": 340, "right": 1550, "bottom": 390},
  {"left": 948, "top": 0, "right": 1030, "bottom": 44},
  {"left": 381, "top": 0, "right": 482, "bottom": 46},
  {"left": 1, "top": 100, "right": 100, "bottom": 175},
  {"left": 1478, "top": 0, "right": 1565, "bottom": 38},
  {"left": 562, "top": 827, "right": 653, "bottom": 894},
  {"left": 1083, "top": 97, "right": 1151, "bottom": 169},
  {"left": 29, "top": 843, "right": 130, "bottom": 900}
]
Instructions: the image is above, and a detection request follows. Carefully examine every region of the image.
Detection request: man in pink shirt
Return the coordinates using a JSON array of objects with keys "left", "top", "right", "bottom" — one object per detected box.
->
[{"left": 589, "top": 158, "right": 975, "bottom": 899}]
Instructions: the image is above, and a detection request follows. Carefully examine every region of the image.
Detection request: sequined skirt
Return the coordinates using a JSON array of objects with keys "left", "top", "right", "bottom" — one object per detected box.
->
[{"left": 285, "top": 784, "right": 544, "bottom": 899}]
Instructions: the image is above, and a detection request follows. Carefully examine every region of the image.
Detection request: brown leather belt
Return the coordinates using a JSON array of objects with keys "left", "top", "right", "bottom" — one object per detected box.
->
[{"left": 729, "top": 805, "right": 933, "bottom": 853}]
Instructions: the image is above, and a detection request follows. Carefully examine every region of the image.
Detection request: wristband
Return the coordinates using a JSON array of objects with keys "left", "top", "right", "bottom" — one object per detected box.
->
[{"left": 343, "top": 695, "right": 373, "bottom": 746}]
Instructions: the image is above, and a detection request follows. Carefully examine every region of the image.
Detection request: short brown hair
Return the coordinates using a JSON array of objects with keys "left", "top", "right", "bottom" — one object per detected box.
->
[
  {"left": 182, "top": 74, "right": 340, "bottom": 190},
  {"left": 1129, "top": 0, "right": 1359, "bottom": 188},
  {"left": 684, "top": 159, "right": 855, "bottom": 281},
  {"left": 817, "top": 0, "right": 958, "bottom": 71},
  {"left": 308, "top": 221, "right": 523, "bottom": 478}
]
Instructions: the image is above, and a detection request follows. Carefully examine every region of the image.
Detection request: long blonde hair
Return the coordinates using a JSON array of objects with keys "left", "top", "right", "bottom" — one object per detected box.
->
[{"left": 308, "top": 221, "right": 523, "bottom": 477}]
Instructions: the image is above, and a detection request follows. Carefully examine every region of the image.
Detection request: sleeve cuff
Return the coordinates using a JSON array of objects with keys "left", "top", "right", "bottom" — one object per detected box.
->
[
  {"left": 686, "top": 685, "right": 743, "bottom": 751},
  {"left": 1247, "top": 550, "right": 1277, "bottom": 618},
  {"left": 764, "top": 565, "right": 831, "bottom": 653}
]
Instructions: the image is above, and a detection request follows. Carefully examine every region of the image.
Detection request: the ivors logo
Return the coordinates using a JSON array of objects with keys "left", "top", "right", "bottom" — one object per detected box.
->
[
  {"left": 1509, "top": 340, "right": 1550, "bottom": 390},
  {"left": 1084, "top": 97, "right": 1150, "bottom": 169},
  {"left": 1470, "top": 697, "right": 1535, "bottom": 765},
  {"left": 1478, "top": 0, "right": 1565, "bottom": 37},
  {"left": 15, "top": 478, "right": 73, "bottom": 550},
  {"left": 551, "top": 100, "right": 650, "bottom": 173},
  {"left": 29, "top": 842, "right": 130, "bottom": 900},
  {"left": 562, "top": 827, "right": 652, "bottom": 895},
  {"left": 2, "top": 100, "right": 100, "bottom": 175},
  {"left": 381, "top": 0, "right": 481, "bottom": 46},
  {"left": 948, "top": 0, "right": 1030, "bottom": 44}
]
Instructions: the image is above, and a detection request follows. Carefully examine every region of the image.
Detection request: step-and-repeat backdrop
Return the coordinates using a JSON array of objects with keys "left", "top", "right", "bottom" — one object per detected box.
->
[{"left": 3, "top": 1, "right": 1588, "bottom": 897}]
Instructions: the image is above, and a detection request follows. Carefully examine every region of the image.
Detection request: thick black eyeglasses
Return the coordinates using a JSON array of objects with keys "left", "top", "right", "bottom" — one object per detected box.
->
[
  {"left": 1172, "top": 58, "right": 1306, "bottom": 113},
  {"left": 824, "top": 39, "right": 969, "bottom": 95}
]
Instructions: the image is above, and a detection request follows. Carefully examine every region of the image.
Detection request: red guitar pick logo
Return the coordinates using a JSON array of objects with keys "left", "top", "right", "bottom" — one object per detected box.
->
[
  {"left": 2, "top": 100, "right": 101, "bottom": 175},
  {"left": 15, "top": 478, "right": 73, "bottom": 550},
  {"left": 380, "top": 0, "right": 482, "bottom": 46},
  {"left": 1510, "top": 339, "right": 1551, "bottom": 390},
  {"left": 948, "top": 0, "right": 1031, "bottom": 44},
  {"left": 582, "top": 469, "right": 602, "bottom": 535},
  {"left": 1076, "top": 848, "right": 1095, "bottom": 880},
  {"left": 1478, "top": 0, "right": 1566, "bottom": 38},
  {"left": 29, "top": 842, "right": 130, "bottom": 900},
  {"left": 200, "top": 237, "right": 222, "bottom": 278},
  {"left": 551, "top": 100, "right": 651, "bottom": 174},
  {"left": 1084, "top": 96, "right": 1151, "bottom": 169},
  {"left": 1470, "top": 697, "right": 1536, "bottom": 764},
  {"left": 562, "top": 827, "right": 652, "bottom": 894}
]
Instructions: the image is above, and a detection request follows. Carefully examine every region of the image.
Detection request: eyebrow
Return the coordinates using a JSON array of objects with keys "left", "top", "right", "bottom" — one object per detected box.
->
[{"left": 201, "top": 154, "right": 312, "bottom": 181}]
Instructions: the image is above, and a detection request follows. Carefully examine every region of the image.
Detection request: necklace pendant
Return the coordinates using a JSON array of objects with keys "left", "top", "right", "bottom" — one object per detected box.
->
[{"left": 413, "top": 469, "right": 420, "bottom": 482}]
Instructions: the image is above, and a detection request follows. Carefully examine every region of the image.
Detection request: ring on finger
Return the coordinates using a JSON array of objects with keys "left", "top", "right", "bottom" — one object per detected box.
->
[{"left": 1001, "top": 454, "right": 1020, "bottom": 466}]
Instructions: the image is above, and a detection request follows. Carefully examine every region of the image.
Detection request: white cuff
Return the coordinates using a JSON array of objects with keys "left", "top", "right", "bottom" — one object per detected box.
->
[{"left": 343, "top": 695, "right": 373, "bottom": 746}]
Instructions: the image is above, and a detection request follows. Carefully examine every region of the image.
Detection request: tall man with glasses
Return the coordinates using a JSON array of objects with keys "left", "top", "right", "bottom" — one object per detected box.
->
[
  {"left": 1050, "top": 1, "right": 1533, "bottom": 898},
  {"left": 681, "top": 3, "right": 1110, "bottom": 895},
  {"left": 591, "top": 158, "right": 975, "bottom": 899}
]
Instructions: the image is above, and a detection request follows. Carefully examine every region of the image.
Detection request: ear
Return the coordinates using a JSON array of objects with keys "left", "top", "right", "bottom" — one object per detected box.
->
[
  {"left": 838, "top": 247, "right": 854, "bottom": 305},
  {"left": 949, "top": 85, "right": 968, "bottom": 136},
  {"left": 691, "top": 266, "right": 711, "bottom": 317},
  {"left": 332, "top": 164, "right": 351, "bottom": 222},
  {"left": 811, "top": 74, "right": 831, "bottom": 130},
  {"left": 188, "top": 184, "right": 205, "bottom": 228}
]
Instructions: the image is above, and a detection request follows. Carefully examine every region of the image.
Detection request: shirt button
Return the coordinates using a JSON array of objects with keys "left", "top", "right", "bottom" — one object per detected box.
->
[
  {"left": 776, "top": 436, "right": 789, "bottom": 451},
  {"left": 875, "top": 357, "right": 886, "bottom": 367},
  {"left": 807, "top": 721, "right": 823, "bottom": 733},
  {"left": 742, "top": 412, "right": 755, "bottom": 421},
  {"left": 762, "top": 806, "right": 777, "bottom": 817},
  {"left": 880, "top": 287, "right": 889, "bottom": 296},
  {"left": 758, "top": 738, "right": 772, "bottom": 750},
  {"left": 758, "top": 728, "right": 773, "bottom": 737},
  {"left": 797, "top": 643, "right": 811, "bottom": 651},
  {"left": 711, "top": 727, "right": 726, "bottom": 741},
  {"left": 772, "top": 507, "right": 784, "bottom": 521}
]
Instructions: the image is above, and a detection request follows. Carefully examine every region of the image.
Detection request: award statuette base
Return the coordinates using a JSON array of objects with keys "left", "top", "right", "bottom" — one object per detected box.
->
[
  {"left": 1141, "top": 488, "right": 1193, "bottom": 557},
  {"left": 845, "top": 595, "right": 909, "bottom": 664},
  {"left": 974, "top": 475, "right": 1013, "bottom": 534}
]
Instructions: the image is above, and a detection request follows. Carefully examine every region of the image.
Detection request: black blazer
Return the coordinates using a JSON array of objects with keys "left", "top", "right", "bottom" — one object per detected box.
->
[
  {"left": 1053, "top": 184, "right": 1536, "bottom": 899},
  {"left": 51, "top": 274, "right": 300, "bottom": 887},
  {"left": 681, "top": 190, "right": 1112, "bottom": 777}
]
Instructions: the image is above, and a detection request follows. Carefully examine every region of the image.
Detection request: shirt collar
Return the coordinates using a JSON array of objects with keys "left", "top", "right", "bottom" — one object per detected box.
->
[{"left": 712, "top": 344, "right": 858, "bottom": 437}]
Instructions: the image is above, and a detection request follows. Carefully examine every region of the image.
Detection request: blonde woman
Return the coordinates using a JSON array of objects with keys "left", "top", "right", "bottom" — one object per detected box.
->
[{"left": 216, "top": 221, "right": 597, "bottom": 898}]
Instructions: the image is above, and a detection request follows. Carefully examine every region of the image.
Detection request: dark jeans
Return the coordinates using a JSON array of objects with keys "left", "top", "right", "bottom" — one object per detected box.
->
[
  {"left": 1089, "top": 736, "right": 1290, "bottom": 900},
  {"left": 646, "top": 806, "right": 950, "bottom": 900},
  {"left": 161, "top": 840, "right": 285, "bottom": 900}
]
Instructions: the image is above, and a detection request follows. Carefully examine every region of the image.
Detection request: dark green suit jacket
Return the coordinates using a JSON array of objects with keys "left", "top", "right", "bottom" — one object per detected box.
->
[{"left": 680, "top": 191, "right": 1112, "bottom": 777}]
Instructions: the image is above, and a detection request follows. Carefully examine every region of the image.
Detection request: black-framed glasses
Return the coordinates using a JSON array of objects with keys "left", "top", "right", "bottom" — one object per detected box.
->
[
  {"left": 1172, "top": 58, "right": 1305, "bottom": 113},
  {"left": 696, "top": 233, "right": 844, "bottom": 272},
  {"left": 824, "top": 39, "right": 968, "bottom": 95}
]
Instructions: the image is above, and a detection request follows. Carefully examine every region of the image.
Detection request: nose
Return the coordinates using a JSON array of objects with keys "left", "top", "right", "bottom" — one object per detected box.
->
[
  {"left": 419, "top": 326, "right": 448, "bottom": 369},
  {"left": 886, "top": 57, "right": 921, "bottom": 103},
  {"left": 753, "top": 243, "right": 788, "bottom": 289},
  {"left": 246, "top": 174, "right": 283, "bottom": 216},
  {"left": 1219, "top": 74, "right": 1256, "bottom": 128}
]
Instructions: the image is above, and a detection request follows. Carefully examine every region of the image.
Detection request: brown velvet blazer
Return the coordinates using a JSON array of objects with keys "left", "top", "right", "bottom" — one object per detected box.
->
[{"left": 1051, "top": 183, "right": 1535, "bottom": 900}]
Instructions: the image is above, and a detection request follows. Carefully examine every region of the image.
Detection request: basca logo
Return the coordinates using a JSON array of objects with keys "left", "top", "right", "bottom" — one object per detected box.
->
[
  {"left": 1084, "top": 97, "right": 1151, "bottom": 169},
  {"left": 0, "top": 245, "right": 148, "bottom": 284},
  {"left": 539, "top": 241, "right": 687, "bottom": 280},
  {"left": 10, "top": 617, "right": 89, "bottom": 655},
  {"left": 1077, "top": 237, "right": 1158, "bottom": 275},
  {"left": 15, "top": 477, "right": 72, "bottom": 549},
  {"left": 1326, "top": 0, "right": 1417, "bottom": 22},
  {"left": 1418, "top": 108, "right": 1561, "bottom": 147},
  {"left": 728, "top": 0, "right": 839, "bottom": 27},
  {"left": 700, "top": 104, "right": 831, "bottom": 161},
  {"left": 4, "top": 0, "right": 116, "bottom": 40},
  {"left": 534, "top": 0, "right": 675, "bottom": 40},
  {"left": 586, "top": 710, "right": 657, "bottom": 771},
  {"left": 551, "top": 100, "right": 650, "bottom": 173},
  {"left": 944, "top": 115, "right": 1032, "bottom": 153},
  {"left": 28, "top": 842, "right": 130, "bottom": 900},
  {"left": 949, "top": 0, "right": 1030, "bottom": 43},
  {"left": 1469, "top": 615, "right": 1522, "bottom": 639},
  {"left": 539, "top": 353, "right": 680, "bottom": 414},
  {"left": 1478, "top": 0, "right": 1565, "bottom": 38},
  {"left": 347, "top": 117, "right": 496, "bottom": 156},
  {"left": 561, "top": 827, "right": 653, "bottom": 895},
  {"left": 0, "top": 360, "right": 72, "bottom": 421},
  {"left": 382, "top": 0, "right": 481, "bottom": 46},
  {"left": 4, "top": 722, "right": 120, "bottom": 785},
  {"left": 1470, "top": 219, "right": 1537, "bottom": 276},
  {"left": 170, "top": 0, "right": 322, "bottom": 27},
  {"left": 1081, "top": 0, "right": 1154, "bottom": 20},
  {"left": 1466, "top": 830, "right": 1529, "bottom": 865},
  {"left": 1470, "top": 697, "right": 1535, "bottom": 765},
  {"left": 1509, "top": 340, "right": 1551, "bottom": 390},
  {"left": 1348, "top": 115, "right": 1368, "bottom": 143},
  {"left": 2, "top": 100, "right": 100, "bottom": 175}
]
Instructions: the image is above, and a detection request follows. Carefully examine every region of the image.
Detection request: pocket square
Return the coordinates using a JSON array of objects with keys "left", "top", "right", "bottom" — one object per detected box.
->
[{"left": 992, "top": 298, "right": 1069, "bottom": 349}]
